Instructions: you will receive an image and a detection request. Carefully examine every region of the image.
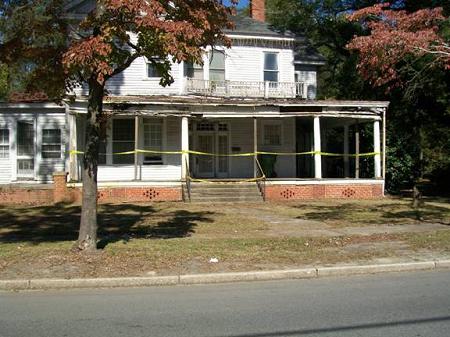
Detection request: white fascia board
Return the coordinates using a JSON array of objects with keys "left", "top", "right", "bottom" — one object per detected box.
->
[
  {"left": 278, "top": 101, "right": 390, "bottom": 108},
  {"left": 226, "top": 34, "right": 295, "bottom": 42},
  {"left": 294, "top": 60, "right": 326, "bottom": 66},
  {"left": 0, "top": 102, "right": 63, "bottom": 109}
]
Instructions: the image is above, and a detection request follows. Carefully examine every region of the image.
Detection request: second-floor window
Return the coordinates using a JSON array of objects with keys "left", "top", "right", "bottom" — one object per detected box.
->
[
  {"left": 263, "top": 52, "right": 278, "bottom": 82},
  {"left": 185, "top": 62, "right": 203, "bottom": 80},
  {"left": 209, "top": 50, "right": 225, "bottom": 82},
  {"left": 147, "top": 60, "right": 163, "bottom": 78},
  {"left": 0, "top": 129, "right": 9, "bottom": 158}
]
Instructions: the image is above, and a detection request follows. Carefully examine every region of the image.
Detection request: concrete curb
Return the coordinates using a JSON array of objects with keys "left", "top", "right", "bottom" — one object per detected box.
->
[{"left": 1, "top": 259, "right": 449, "bottom": 291}]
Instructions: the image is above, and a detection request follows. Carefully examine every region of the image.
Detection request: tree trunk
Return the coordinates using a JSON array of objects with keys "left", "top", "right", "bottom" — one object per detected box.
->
[{"left": 76, "top": 79, "right": 104, "bottom": 251}]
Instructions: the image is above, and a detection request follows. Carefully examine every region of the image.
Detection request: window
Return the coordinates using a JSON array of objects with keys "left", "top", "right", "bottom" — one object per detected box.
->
[
  {"left": 196, "top": 122, "right": 215, "bottom": 131},
  {"left": 42, "top": 129, "right": 62, "bottom": 159},
  {"left": 17, "top": 121, "right": 34, "bottom": 156},
  {"left": 263, "top": 124, "right": 282, "bottom": 146},
  {"left": 209, "top": 50, "right": 225, "bottom": 82},
  {"left": 263, "top": 52, "right": 278, "bottom": 82},
  {"left": 98, "top": 140, "right": 107, "bottom": 165},
  {"left": 147, "top": 61, "right": 163, "bottom": 78},
  {"left": 112, "top": 119, "right": 135, "bottom": 164},
  {"left": 143, "top": 119, "right": 163, "bottom": 165},
  {"left": 0, "top": 129, "right": 9, "bottom": 158},
  {"left": 184, "top": 62, "right": 204, "bottom": 80}
]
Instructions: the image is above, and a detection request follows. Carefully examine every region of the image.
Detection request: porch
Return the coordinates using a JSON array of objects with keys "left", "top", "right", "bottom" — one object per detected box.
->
[{"left": 68, "top": 97, "right": 387, "bottom": 201}]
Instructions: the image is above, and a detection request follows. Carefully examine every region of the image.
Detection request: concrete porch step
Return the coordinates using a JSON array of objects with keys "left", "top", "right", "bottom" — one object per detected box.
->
[
  {"left": 189, "top": 196, "right": 264, "bottom": 203},
  {"left": 184, "top": 182, "right": 264, "bottom": 202}
]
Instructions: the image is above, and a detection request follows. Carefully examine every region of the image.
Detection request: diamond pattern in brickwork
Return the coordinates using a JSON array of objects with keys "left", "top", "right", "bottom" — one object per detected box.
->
[
  {"left": 342, "top": 187, "right": 356, "bottom": 198},
  {"left": 280, "top": 188, "right": 296, "bottom": 199},
  {"left": 143, "top": 188, "right": 160, "bottom": 200}
]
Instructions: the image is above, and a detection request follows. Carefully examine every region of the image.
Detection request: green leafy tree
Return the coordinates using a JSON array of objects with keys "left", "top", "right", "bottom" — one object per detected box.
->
[{"left": 0, "top": 63, "right": 8, "bottom": 100}]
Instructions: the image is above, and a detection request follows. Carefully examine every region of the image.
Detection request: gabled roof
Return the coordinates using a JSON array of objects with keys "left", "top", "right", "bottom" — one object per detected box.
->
[
  {"left": 227, "top": 15, "right": 326, "bottom": 65},
  {"left": 294, "top": 43, "right": 327, "bottom": 65},
  {"left": 64, "top": 0, "right": 94, "bottom": 14},
  {"left": 225, "top": 15, "right": 296, "bottom": 39}
]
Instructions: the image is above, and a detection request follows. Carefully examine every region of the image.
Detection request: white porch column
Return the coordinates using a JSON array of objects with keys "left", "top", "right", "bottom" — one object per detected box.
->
[
  {"left": 343, "top": 123, "right": 350, "bottom": 178},
  {"left": 134, "top": 115, "right": 140, "bottom": 181},
  {"left": 313, "top": 116, "right": 322, "bottom": 179},
  {"left": 179, "top": 61, "right": 186, "bottom": 95},
  {"left": 253, "top": 117, "right": 257, "bottom": 178},
  {"left": 181, "top": 116, "right": 189, "bottom": 179},
  {"left": 355, "top": 124, "right": 360, "bottom": 179},
  {"left": 68, "top": 113, "right": 78, "bottom": 181},
  {"left": 374, "top": 119, "right": 382, "bottom": 178}
]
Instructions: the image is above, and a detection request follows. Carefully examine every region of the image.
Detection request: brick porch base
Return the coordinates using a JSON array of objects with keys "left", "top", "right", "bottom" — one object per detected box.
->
[
  {"left": 0, "top": 173, "right": 383, "bottom": 205},
  {"left": 265, "top": 183, "right": 383, "bottom": 201}
]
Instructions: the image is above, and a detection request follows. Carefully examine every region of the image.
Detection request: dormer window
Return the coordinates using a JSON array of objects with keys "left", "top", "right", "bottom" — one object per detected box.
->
[{"left": 263, "top": 52, "right": 278, "bottom": 82}]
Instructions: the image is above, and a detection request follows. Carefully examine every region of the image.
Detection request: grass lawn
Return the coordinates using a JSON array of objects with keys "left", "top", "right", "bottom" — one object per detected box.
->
[{"left": 0, "top": 197, "right": 449, "bottom": 279}]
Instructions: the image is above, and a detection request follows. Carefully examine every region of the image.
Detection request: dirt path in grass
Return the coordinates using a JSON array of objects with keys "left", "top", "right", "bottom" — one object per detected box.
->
[{"left": 231, "top": 205, "right": 450, "bottom": 238}]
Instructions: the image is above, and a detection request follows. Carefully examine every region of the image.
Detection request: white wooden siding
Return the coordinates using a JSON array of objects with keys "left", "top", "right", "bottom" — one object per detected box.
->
[
  {"left": 257, "top": 117, "right": 296, "bottom": 178},
  {"left": 105, "top": 45, "right": 296, "bottom": 96},
  {"left": 88, "top": 116, "right": 182, "bottom": 182},
  {"left": 295, "top": 65, "right": 317, "bottom": 99},
  {"left": 190, "top": 117, "right": 296, "bottom": 179},
  {"left": 73, "top": 43, "right": 299, "bottom": 97},
  {"left": 36, "top": 113, "right": 68, "bottom": 182},
  {"left": 0, "top": 118, "right": 13, "bottom": 183},
  {"left": 0, "top": 109, "right": 67, "bottom": 183}
]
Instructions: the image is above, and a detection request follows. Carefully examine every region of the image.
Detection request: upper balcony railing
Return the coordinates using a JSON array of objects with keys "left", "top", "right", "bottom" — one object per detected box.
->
[{"left": 185, "top": 79, "right": 306, "bottom": 99}]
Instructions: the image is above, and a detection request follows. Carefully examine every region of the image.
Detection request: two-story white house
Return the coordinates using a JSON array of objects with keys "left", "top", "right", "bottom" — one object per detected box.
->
[{"left": 0, "top": 0, "right": 388, "bottom": 204}]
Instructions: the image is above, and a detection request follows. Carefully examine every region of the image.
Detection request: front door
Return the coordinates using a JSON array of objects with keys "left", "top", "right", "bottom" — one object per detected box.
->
[
  {"left": 196, "top": 134, "right": 215, "bottom": 178},
  {"left": 216, "top": 134, "right": 229, "bottom": 178},
  {"left": 16, "top": 121, "right": 35, "bottom": 180},
  {"left": 194, "top": 122, "right": 230, "bottom": 178}
]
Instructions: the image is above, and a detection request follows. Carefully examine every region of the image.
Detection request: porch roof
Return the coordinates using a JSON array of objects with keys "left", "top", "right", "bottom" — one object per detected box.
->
[{"left": 69, "top": 95, "right": 389, "bottom": 120}]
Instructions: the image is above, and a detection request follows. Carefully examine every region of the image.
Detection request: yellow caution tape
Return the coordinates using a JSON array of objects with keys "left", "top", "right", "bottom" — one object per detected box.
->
[
  {"left": 187, "top": 176, "right": 266, "bottom": 184},
  {"left": 70, "top": 149, "right": 381, "bottom": 157},
  {"left": 187, "top": 150, "right": 255, "bottom": 157}
]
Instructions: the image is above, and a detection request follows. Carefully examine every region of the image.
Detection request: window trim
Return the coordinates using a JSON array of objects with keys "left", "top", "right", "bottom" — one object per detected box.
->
[
  {"left": 144, "top": 58, "right": 165, "bottom": 80},
  {"left": 0, "top": 128, "right": 10, "bottom": 159},
  {"left": 184, "top": 61, "right": 204, "bottom": 79},
  {"left": 263, "top": 52, "right": 279, "bottom": 83},
  {"left": 209, "top": 49, "right": 226, "bottom": 82},
  {"left": 142, "top": 118, "right": 164, "bottom": 165},
  {"left": 261, "top": 121, "right": 283, "bottom": 147},
  {"left": 41, "top": 128, "right": 62, "bottom": 160},
  {"left": 111, "top": 118, "right": 135, "bottom": 165}
]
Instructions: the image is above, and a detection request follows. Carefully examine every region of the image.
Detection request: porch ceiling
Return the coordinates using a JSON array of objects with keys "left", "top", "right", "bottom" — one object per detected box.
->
[{"left": 68, "top": 95, "right": 388, "bottom": 119}]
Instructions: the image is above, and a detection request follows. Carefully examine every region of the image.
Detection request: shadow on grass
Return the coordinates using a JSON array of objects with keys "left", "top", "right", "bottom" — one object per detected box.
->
[
  {"left": 293, "top": 202, "right": 450, "bottom": 225},
  {"left": 0, "top": 203, "right": 215, "bottom": 247}
]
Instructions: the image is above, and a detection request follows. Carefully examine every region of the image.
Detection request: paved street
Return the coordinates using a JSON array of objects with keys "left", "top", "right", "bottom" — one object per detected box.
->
[{"left": 1, "top": 270, "right": 449, "bottom": 337}]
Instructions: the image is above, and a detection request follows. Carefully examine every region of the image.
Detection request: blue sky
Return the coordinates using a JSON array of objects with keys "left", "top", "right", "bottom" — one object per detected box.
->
[{"left": 223, "top": 0, "right": 249, "bottom": 9}]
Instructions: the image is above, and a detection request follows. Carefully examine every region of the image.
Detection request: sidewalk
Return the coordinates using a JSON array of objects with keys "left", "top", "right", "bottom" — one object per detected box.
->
[{"left": 1, "top": 258, "right": 449, "bottom": 291}]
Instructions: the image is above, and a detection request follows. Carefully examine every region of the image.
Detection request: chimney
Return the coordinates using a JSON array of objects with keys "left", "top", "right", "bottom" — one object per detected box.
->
[{"left": 250, "top": 0, "right": 265, "bottom": 22}]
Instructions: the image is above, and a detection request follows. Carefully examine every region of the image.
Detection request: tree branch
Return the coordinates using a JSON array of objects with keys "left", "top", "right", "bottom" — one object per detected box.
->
[{"left": 108, "top": 52, "right": 140, "bottom": 78}]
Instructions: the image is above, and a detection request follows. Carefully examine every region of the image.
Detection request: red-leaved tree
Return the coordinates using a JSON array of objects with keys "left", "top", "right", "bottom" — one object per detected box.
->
[
  {"left": 346, "top": 3, "right": 449, "bottom": 91},
  {"left": 1, "top": 0, "right": 236, "bottom": 251}
]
